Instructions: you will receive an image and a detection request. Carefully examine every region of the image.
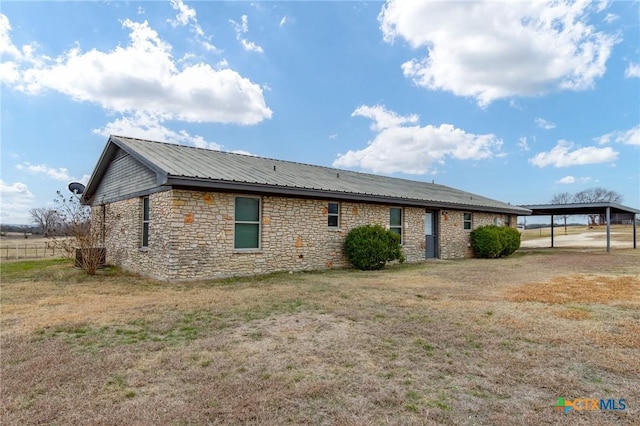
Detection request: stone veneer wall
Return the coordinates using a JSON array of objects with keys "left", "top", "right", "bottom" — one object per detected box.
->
[
  {"left": 438, "top": 210, "right": 518, "bottom": 259},
  {"left": 97, "top": 190, "right": 173, "bottom": 279},
  {"left": 97, "top": 189, "right": 425, "bottom": 281},
  {"left": 96, "top": 189, "right": 517, "bottom": 280}
]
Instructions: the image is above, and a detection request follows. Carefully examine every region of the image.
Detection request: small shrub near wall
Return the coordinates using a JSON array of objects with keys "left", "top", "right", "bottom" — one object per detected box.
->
[
  {"left": 344, "top": 225, "right": 404, "bottom": 270},
  {"left": 499, "top": 227, "right": 521, "bottom": 257},
  {"left": 471, "top": 225, "right": 521, "bottom": 258}
]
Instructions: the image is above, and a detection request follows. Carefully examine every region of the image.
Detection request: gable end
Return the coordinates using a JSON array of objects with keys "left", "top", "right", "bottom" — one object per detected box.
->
[{"left": 91, "top": 148, "right": 159, "bottom": 204}]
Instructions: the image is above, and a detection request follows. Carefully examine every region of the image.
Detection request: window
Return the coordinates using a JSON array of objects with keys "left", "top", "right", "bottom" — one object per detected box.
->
[
  {"left": 141, "top": 196, "right": 150, "bottom": 248},
  {"left": 328, "top": 202, "right": 339, "bottom": 228},
  {"left": 463, "top": 212, "right": 472, "bottom": 230},
  {"left": 390, "top": 207, "right": 403, "bottom": 240},
  {"left": 234, "top": 197, "right": 261, "bottom": 249}
]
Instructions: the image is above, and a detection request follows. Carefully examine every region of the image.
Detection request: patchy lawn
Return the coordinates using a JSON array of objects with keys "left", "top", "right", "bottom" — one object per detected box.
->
[{"left": 1, "top": 250, "right": 639, "bottom": 425}]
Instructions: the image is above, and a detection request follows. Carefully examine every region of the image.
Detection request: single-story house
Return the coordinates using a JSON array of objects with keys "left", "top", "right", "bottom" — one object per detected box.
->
[{"left": 82, "top": 135, "right": 531, "bottom": 281}]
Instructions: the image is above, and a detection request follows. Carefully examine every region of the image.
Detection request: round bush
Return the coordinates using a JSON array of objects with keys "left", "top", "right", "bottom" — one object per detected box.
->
[
  {"left": 499, "top": 226, "right": 521, "bottom": 257},
  {"left": 344, "top": 225, "right": 404, "bottom": 270},
  {"left": 470, "top": 225, "right": 503, "bottom": 258},
  {"left": 471, "top": 225, "right": 521, "bottom": 258}
]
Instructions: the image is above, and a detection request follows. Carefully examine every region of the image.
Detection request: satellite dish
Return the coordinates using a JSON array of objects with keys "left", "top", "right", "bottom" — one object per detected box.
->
[{"left": 68, "top": 182, "right": 86, "bottom": 195}]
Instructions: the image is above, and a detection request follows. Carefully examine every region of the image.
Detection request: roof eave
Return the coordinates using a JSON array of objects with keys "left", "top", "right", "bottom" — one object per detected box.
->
[
  {"left": 166, "top": 176, "right": 532, "bottom": 215},
  {"left": 522, "top": 202, "right": 640, "bottom": 216}
]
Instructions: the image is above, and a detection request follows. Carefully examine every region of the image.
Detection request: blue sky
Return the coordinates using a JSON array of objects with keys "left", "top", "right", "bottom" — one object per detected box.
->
[{"left": 1, "top": 0, "right": 638, "bottom": 225}]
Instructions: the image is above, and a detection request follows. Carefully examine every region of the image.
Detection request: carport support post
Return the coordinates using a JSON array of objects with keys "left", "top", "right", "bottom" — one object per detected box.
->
[
  {"left": 550, "top": 214, "right": 554, "bottom": 248},
  {"left": 606, "top": 207, "right": 611, "bottom": 253},
  {"left": 634, "top": 214, "right": 637, "bottom": 249}
]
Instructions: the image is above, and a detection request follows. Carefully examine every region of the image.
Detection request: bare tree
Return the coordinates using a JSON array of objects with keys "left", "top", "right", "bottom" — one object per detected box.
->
[
  {"left": 550, "top": 192, "right": 572, "bottom": 233},
  {"left": 573, "top": 187, "right": 623, "bottom": 204},
  {"left": 573, "top": 187, "right": 624, "bottom": 226},
  {"left": 51, "top": 191, "right": 104, "bottom": 275},
  {"left": 29, "top": 207, "right": 60, "bottom": 237}
]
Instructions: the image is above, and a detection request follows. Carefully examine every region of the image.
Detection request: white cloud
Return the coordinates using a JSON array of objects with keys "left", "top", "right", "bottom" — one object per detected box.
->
[
  {"left": 530, "top": 140, "right": 618, "bottom": 167},
  {"left": 615, "top": 126, "right": 640, "bottom": 146},
  {"left": 625, "top": 63, "right": 640, "bottom": 79},
  {"left": 517, "top": 136, "right": 530, "bottom": 151},
  {"left": 0, "top": 179, "right": 35, "bottom": 224},
  {"left": 230, "top": 15, "right": 263, "bottom": 53},
  {"left": 535, "top": 117, "right": 556, "bottom": 130},
  {"left": 352, "top": 104, "right": 419, "bottom": 131},
  {"left": 168, "top": 0, "right": 196, "bottom": 27},
  {"left": 595, "top": 0, "right": 610, "bottom": 13},
  {"left": 16, "top": 163, "right": 72, "bottom": 181},
  {"left": 93, "top": 111, "right": 223, "bottom": 150},
  {"left": 279, "top": 16, "right": 288, "bottom": 28},
  {"left": 167, "top": 0, "right": 216, "bottom": 51},
  {"left": 15, "top": 162, "right": 88, "bottom": 184},
  {"left": 596, "top": 125, "right": 640, "bottom": 146},
  {"left": 0, "top": 14, "right": 42, "bottom": 85},
  {"left": 594, "top": 133, "right": 611, "bottom": 144},
  {"left": 379, "top": 0, "right": 618, "bottom": 106},
  {"left": 555, "top": 175, "right": 590, "bottom": 184},
  {"left": 1, "top": 15, "right": 271, "bottom": 125},
  {"left": 0, "top": 14, "right": 20, "bottom": 58},
  {"left": 603, "top": 13, "right": 618, "bottom": 24},
  {"left": 333, "top": 105, "right": 502, "bottom": 174}
]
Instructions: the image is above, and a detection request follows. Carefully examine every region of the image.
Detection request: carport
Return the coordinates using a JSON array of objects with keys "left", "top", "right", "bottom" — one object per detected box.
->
[{"left": 520, "top": 202, "right": 639, "bottom": 252}]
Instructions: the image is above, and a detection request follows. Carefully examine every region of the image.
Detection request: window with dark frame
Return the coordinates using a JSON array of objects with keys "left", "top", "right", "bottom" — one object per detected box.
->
[
  {"left": 234, "top": 196, "right": 261, "bottom": 249},
  {"left": 328, "top": 202, "right": 339, "bottom": 228},
  {"left": 463, "top": 212, "right": 472, "bottom": 230},
  {"left": 389, "top": 207, "right": 403, "bottom": 241},
  {"left": 142, "top": 196, "right": 150, "bottom": 248}
]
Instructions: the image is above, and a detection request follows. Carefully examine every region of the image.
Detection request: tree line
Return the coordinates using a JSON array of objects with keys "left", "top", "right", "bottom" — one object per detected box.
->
[{"left": 550, "top": 187, "right": 624, "bottom": 227}]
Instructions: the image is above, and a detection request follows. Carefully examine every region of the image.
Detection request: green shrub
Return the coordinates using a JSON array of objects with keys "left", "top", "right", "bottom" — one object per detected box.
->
[
  {"left": 470, "top": 226, "right": 503, "bottom": 258},
  {"left": 471, "top": 225, "right": 521, "bottom": 258},
  {"left": 344, "top": 225, "right": 404, "bottom": 270},
  {"left": 499, "top": 226, "right": 521, "bottom": 257}
]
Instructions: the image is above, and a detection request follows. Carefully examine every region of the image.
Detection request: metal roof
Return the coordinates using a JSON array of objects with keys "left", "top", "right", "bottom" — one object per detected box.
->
[
  {"left": 84, "top": 135, "right": 531, "bottom": 215},
  {"left": 522, "top": 203, "right": 640, "bottom": 216}
]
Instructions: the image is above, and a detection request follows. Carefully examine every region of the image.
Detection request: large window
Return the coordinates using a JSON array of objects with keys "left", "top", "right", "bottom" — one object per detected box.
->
[
  {"left": 390, "top": 207, "right": 403, "bottom": 240},
  {"left": 234, "top": 197, "right": 261, "bottom": 249},
  {"left": 141, "top": 196, "right": 150, "bottom": 248},
  {"left": 328, "top": 202, "right": 339, "bottom": 228},
  {"left": 463, "top": 212, "right": 472, "bottom": 230}
]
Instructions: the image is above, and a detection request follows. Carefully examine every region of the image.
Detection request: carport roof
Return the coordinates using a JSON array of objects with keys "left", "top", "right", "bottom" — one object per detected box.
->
[{"left": 521, "top": 202, "right": 640, "bottom": 216}]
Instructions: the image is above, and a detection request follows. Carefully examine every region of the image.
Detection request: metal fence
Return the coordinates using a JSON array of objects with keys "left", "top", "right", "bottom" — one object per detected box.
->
[{"left": 1, "top": 242, "right": 67, "bottom": 261}]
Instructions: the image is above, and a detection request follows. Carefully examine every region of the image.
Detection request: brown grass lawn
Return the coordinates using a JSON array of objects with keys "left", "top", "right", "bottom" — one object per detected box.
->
[{"left": 1, "top": 250, "right": 639, "bottom": 425}]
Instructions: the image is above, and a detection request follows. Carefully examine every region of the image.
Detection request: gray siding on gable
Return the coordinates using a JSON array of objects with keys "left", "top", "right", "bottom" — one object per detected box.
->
[{"left": 92, "top": 149, "right": 158, "bottom": 204}]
